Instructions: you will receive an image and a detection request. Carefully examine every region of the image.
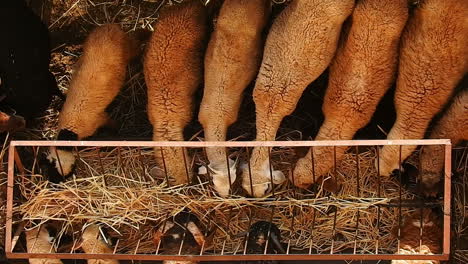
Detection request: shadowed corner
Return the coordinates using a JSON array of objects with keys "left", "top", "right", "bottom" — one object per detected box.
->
[
  {"left": 0, "top": 245, "right": 6, "bottom": 264},
  {"left": 0, "top": 112, "right": 26, "bottom": 133}
]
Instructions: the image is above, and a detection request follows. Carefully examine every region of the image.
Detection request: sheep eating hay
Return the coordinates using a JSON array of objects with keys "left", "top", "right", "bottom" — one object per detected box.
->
[
  {"left": 242, "top": 0, "right": 355, "bottom": 197},
  {"left": 292, "top": 0, "right": 409, "bottom": 191},
  {"left": 377, "top": 0, "right": 468, "bottom": 176},
  {"left": 199, "top": 0, "right": 271, "bottom": 197},
  {"left": 419, "top": 89, "right": 468, "bottom": 196},
  {"left": 144, "top": 0, "right": 208, "bottom": 186},
  {"left": 45, "top": 24, "right": 136, "bottom": 183}
]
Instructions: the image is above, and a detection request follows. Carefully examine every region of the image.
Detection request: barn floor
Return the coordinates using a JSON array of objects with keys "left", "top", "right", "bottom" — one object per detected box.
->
[{"left": 1, "top": 0, "right": 467, "bottom": 263}]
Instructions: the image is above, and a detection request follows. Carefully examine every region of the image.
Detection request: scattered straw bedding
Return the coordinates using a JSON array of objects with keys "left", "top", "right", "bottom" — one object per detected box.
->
[{"left": 15, "top": 146, "right": 416, "bottom": 255}]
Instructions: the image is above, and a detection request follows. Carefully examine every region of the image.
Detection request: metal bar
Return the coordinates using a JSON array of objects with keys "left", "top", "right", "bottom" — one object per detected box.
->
[
  {"left": 177, "top": 212, "right": 193, "bottom": 256},
  {"left": 202, "top": 147, "right": 213, "bottom": 187},
  {"left": 182, "top": 147, "right": 191, "bottom": 184},
  {"left": 308, "top": 209, "right": 316, "bottom": 254},
  {"left": 199, "top": 211, "right": 213, "bottom": 255},
  {"left": 137, "top": 147, "right": 150, "bottom": 183},
  {"left": 53, "top": 146, "right": 65, "bottom": 177},
  {"left": 311, "top": 146, "right": 316, "bottom": 185},
  {"left": 225, "top": 149, "right": 233, "bottom": 196},
  {"left": 31, "top": 146, "right": 39, "bottom": 174},
  {"left": 355, "top": 146, "right": 360, "bottom": 196},
  {"left": 333, "top": 146, "right": 337, "bottom": 191},
  {"left": 443, "top": 144, "right": 451, "bottom": 256},
  {"left": 290, "top": 161, "right": 297, "bottom": 198},
  {"left": 9, "top": 139, "right": 452, "bottom": 148},
  {"left": 242, "top": 210, "right": 253, "bottom": 255},
  {"left": 246, "top": 147, "right": 254, "bottom": 196},
  {"left": 155, "top": 213, "right": 171, "bottom": 255},
  {"left": 263, "top": 207, "right": 276, "bottom": 255},
  {"left": 376, "top": 202, "right": 442, "bottom": 208},
  {"left": 134, "top": 239, "right": 141, "bottom": 255},
  {"left": 159, "top": 147, "right": 170, "bottom": 186},
  {"left": 330, "top": 209, "right": 337, "bottom": 254},
  {"left": 117, "top": 147, "right": 124, "bottom": 176},
  {"left": 354, "top": 146, "right": 360, "bottom": 254},
  {"left": 268, "top": 147, "right": 275, "bottom": 196},
  {"left": 220, "top": 240, "right": 227, "bottom": 255},
  {"left": 288, "top": 205, "right": 295, "bottom": 254},
  {"left": 97, "top": 147, "right": 105, "bottom": 175},
  {"left": 113, "top": 239, "right": 120, "bottom": 254},
  {"left": 376, "top": 145, "right": 381, "bottom": 254},
  {"left": 354, "top": 210, "right": 360, "bottom": 254},
  {"left": 397, "top": 145, "right": 403, "bottom": 252},
  {"left": 5, "top": 252, "right": 450, "bottom": 261},
  {"left": 5, "top": 145, "right": 16, "bottom": 253},
  {"left": 70, "top": 240, "right": 77, "bottom": 253}
]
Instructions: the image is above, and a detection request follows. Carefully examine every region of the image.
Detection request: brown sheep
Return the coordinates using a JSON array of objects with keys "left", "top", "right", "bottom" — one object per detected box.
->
[
  {"left": 377, "top": 0, "right": 468, "bottom": 177},
  {"left": 391, "top": 209, "right": 442, "bottom": 264},
  {"left": 144, "top": 0, "right": 208, "bottom": 186},
  {"left": 76, "top": 224, "right": 119, "bottom": 264},
  {"left": 198, "top": 0, "right": 271, "bottom": 197},
  {"left": 25, "top": 225, "right": 63, "bottom": 264},
  {"left": 291, "top": 0, "right": 409, "bottom": 191},
  {"left": 419, "top": 89, "right": 467, "bottom": 196},
  {"left": 45, "top": 24, "right": 135, "bottom": 182},
  {"left": 241, "top": 0, "right": 355, "bottom": 197}
]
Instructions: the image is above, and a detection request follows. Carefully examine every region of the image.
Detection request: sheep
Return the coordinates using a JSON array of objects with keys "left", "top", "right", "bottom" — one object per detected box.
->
[
  {"left": 44, "top": 24, "right": 135, "bottom": 183},
  {"left": 144, "top": 0, "right": 208, "bottom": 186},
  {"left": 76, "top": 224, "right": 119, "bottom": 264},
  {"left": 377, "top": 0, "right": 468, "bottom": 177},
  {"left": 291, "top": 0, "right": 409, "bottom": 191},
  {"left": 419, "top": 89, "right": 467, "bottom": 197},
  {"left": 153, "top": 211, "right": 206, "bottom": 264},
  {"left": 241, "top": 0, "right": 355, "bottom": 197},
  {"left": 0, "top": 0, "right": 61, "bottom": 122},
  {"left": 391, "top": 208, "right": 442, "bottom": 264},
  {"left": 198, "top": 0, "right": 271, "bottom": 197},
  {"left": 25, "top": 225, "right": 63, "bottom": 264},
  {"left": 0, "top": 111, "right": 25, "bottom": 133}
]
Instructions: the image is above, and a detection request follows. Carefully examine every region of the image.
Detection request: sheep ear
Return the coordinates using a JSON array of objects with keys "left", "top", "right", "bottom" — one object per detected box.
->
[
  {"left": 186, "top": 221, "right": 205, "bottom": 247},
  {"left": 153, "top": 221, "right": 174, "bottom": 246}
]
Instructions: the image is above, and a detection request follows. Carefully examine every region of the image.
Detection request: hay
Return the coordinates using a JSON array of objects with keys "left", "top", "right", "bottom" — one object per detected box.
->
[
  {"left": 0, "top": 0, "right": 464, "bottom": 259},
  {"left": 15, "top": 145, "right": 416, "bottom": 255}
]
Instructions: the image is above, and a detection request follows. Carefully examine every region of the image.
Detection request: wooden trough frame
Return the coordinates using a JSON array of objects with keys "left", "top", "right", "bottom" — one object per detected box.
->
[{"left": 5, "top": 139, "right": 452, "bottom": 262}]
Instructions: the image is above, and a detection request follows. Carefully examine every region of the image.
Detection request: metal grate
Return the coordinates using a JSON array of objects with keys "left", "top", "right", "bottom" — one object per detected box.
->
[{"left": 5, "top": 139, "right": 451, "bottom": 262}]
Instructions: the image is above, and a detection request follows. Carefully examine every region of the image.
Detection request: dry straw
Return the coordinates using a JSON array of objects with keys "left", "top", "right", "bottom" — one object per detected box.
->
[{"left": 16, "top": 145, "right": 416, "bottom": 255}]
